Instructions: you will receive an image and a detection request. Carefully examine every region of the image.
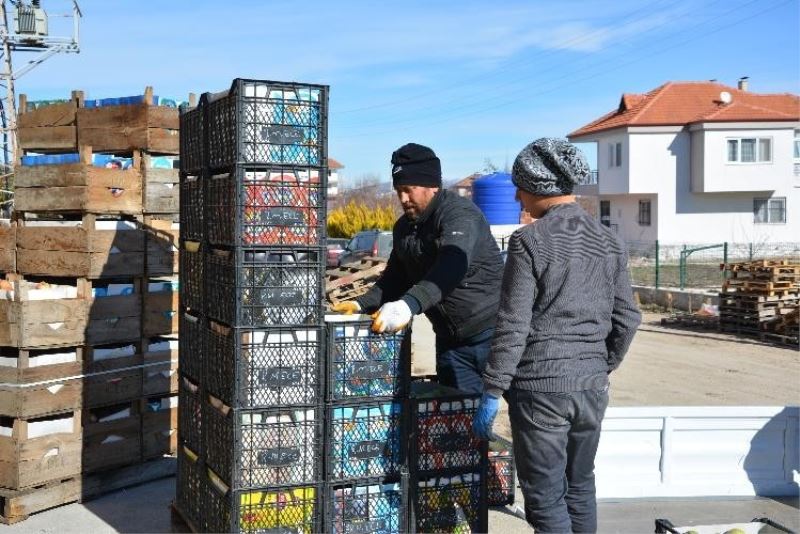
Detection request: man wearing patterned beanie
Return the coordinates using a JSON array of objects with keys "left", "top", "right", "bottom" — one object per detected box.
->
[
  {"left": 472, "top": 138, "right": 641, "bottom": 533},
  {"left": 332, "top": 142, "right": 505, "bottom": 394}
]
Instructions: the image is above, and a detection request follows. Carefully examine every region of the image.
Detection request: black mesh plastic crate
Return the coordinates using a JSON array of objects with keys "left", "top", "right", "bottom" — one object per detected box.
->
[
  {"left": 175, "top": 444, "right": 204, "bottom": 528},
  {"left": 326, "top": 400, "right": 405, "bottom": 482},
  {"left": 178, "top": 311, "right": 204, "bottom": 382},
  {"left": 488, "top": 437, "right": 515, "bottom": 507},
  {"left": 179, "top": 105, "right": 204, "bottom": 174},
  {"left": 326, "top": 317, "right": 410, "bottom": 402},
  {"left": 179, "top": 173, "right": 203, "bottom": 241},
  {"left": 178, "top": 375, "right": 203, "bottom": 454},
  {"left": 205, "top": 247, "right": 324, "bottom": 328},
  {"left": 325, "top": 477, "right": 408, "bottom": 534},
  {"left": 205, "top": 320, "right": 322, "bottom": 408},
  {"left": 179, "top": 240, "right": 203, "bottom": 313},
  {"left": 409, "top": 380, "right": 487, "bottom": 473},
  {"left": 204, "top": 468, "right": 321, "bottom": 534},
  {"left": 207, "top": 166, "right": 325, "bottom": 248},
  {"left": 410, "top": 469, "right": 488, "bottom": 534},
  {"left": 204, "top": 398, "right": 322, "bottom": 490},
  {"left": 202, "top": 78, "right": 329, "bottom": 169}
]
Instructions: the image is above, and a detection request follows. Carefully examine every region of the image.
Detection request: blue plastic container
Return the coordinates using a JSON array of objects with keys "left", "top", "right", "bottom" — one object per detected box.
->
[{"left": 472, "top": 172, "right": 520, "bottom": 225}]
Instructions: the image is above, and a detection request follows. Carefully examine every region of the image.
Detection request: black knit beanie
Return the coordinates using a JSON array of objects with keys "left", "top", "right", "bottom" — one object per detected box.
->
[{"left": 391, "top": 143, "right": 442, "bottom": 188}]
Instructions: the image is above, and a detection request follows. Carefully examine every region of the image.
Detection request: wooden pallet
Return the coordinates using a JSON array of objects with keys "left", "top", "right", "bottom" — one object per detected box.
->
[
  {"left": 660, "top": 314, "right": 719, "bottom": 330},
  {"left": 0, "top": 456, "right": 176, "bottom": 524},
  {"left": 325, "top": 258, "right": 386, "bottom": 304}
]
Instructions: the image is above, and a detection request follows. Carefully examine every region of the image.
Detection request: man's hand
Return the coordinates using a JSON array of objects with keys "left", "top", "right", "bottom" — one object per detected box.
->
[
  {"left": 472, "top": 392, "right": 499, "bottom": 441},
  {"left": 331, "top": 301, "right": 361, "bottom": 315},
  {"left": 371, "top": 300, "right": 412, "bottom": 333}
]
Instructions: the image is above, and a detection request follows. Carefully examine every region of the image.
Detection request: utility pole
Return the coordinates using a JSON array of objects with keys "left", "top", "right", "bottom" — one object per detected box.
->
[{"left": 0, "top": 0, "right": 81, "bottom": 172}]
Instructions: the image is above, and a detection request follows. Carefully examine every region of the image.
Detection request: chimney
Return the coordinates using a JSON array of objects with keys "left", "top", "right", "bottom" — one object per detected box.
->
[{"left": 738, "top": 76, "right": 749, "bottom": 91}]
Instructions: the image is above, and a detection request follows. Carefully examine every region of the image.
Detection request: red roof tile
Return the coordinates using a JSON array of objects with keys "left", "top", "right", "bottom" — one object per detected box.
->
[
  {"left": 568, "top": 82, "right": 800, "bottom": 138},
  {"left": 328, "top": 158, "right": 344, "bottom": 169}
]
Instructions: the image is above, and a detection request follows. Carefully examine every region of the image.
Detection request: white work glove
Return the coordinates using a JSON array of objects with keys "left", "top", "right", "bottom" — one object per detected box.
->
[{"left": 371, "top": 300, "right": 412, "bottom": 333}]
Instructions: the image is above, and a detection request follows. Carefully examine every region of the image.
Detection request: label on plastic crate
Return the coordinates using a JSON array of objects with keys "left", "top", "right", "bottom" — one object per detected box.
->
[
  {"left": 264, "top": 288, "right": 304, "bottom": 306},
  {"left": 349, "top": 361, "right": 392, "bottom": 381},
  {"left": 258, "top": 366, "right": 304, "bottom": 388},
  {"left": 257, "top": 447, "right": 302, "bottom": 467},
  {"left": 348, "top": 440, "right": 385, "bottom": 460},
  {"left": 331, "top": 481, "right": 402, "bottom": 534},
  {"left": 261, "top": 125, "right": 305, "bottom": 144}
]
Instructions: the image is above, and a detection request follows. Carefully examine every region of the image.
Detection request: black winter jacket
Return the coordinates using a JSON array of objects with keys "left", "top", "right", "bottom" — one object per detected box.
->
[{"left": 356, "top": 189, "right": 504, "bottom": 343}]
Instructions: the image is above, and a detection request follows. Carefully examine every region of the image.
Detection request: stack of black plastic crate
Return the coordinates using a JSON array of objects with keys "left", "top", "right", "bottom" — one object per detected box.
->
[
  {"left": 323, "top": 315, "right": 411, "bottom": 533},
  {"left": 408, "top": 377, "right": 489, "bottom": 533},
  {"left": 175, "top": 78, "right": 329, "bottom": 534}
]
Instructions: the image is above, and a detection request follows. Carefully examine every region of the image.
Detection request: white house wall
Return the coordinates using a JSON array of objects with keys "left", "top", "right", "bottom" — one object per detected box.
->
[
  {"left": 697, "top": 125, "right": 796, "bottom": 194},
  {"left": 594, "top": 131, "right": 630, "bottom": 195},
  {"left": 600, "top": 194, "right": 658, "bottom": 243},
  {"left": 627, "top": 130, "right": 800, "bottom": 244}
]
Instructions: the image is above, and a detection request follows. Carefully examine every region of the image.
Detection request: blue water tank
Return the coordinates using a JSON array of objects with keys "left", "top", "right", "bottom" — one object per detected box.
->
[{"left": 472, "top": 172, "right": 520, "bottom": 224}]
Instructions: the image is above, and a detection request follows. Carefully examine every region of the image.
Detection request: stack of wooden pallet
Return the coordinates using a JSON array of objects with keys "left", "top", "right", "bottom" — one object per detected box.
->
[
  {"left": 719, "top": 260, "right": 800, "bottom": 347},
  {"left": 0, "top": 87, "right": 184, "bottom": 524},
  {"left": 325, "top": 257, "right": 387, "bottom": 304}
]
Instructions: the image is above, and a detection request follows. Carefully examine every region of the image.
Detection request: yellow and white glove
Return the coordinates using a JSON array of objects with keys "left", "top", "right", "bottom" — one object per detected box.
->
[
  {"left": 331, "top": 301, "right": 361, "bottom": 315},
  {"left": 371, "top": 300, "right": 412, "bottom": 333}
]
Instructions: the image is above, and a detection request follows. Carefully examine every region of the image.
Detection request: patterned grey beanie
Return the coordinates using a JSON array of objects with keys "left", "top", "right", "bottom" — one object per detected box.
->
[{"left": 512, "top": 138, "right": 589, "bottom": 196}]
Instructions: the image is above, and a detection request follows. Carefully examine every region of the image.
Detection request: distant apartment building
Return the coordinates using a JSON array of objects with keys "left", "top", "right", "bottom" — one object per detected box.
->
[{"left": 568, "top": 80, "right": 800, "bottom": 244}]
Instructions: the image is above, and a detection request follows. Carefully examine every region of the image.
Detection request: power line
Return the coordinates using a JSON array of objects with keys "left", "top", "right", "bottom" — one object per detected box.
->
[
  {"left": 334, "top": 0, "right": 675, "bottom": 115},
  {"left": 334, "top": 0, "right": 729, "bottom": 130},
  {"left": 335, "top": 0, "right": 791, "bottom": 139}
]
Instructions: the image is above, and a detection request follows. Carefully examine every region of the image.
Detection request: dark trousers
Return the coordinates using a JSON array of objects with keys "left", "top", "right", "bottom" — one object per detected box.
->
[
  {"left": 435, "top": 329, "right": 493, "bottom": 394},
  {"left": 507, "top": 387, "right": 609, "bottom": 534}
]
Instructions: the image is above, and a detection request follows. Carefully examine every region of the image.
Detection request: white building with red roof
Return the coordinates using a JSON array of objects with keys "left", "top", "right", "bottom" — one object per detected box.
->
[{"left": 568, "top": 79, "right": 799, "bottom": 244}]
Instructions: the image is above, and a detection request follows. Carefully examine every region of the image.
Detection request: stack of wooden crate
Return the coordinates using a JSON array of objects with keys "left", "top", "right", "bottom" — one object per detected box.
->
[
  {"left": 719, "top": 259, "right": 800, "bottom": 347},
  {"left": 0, "top": 87, "right": 184, "bottom": 524}
]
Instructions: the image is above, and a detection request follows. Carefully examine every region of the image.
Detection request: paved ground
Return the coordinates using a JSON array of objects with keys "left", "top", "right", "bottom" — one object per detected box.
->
[{"left": 3, "top": 314, "right": 798, "bottom": 533}]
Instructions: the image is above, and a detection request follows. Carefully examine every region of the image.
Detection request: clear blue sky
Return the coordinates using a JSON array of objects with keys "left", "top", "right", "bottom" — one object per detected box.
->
[{"left": 17, "top": 0, "right": 800, "bottom": 186}]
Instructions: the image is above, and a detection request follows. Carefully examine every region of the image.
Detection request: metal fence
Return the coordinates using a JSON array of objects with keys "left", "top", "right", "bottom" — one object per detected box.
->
[
  {"left": 627, "top": 241, "right": 800, "bottom": 290},
  {"left": 497, "top": 237, "right": 800, "bottom": 291}
]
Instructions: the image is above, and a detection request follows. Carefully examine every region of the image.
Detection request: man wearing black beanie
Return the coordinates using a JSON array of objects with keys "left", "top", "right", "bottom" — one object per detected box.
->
[{"left": 332, "top": 143, "right": 505, "bottom": 394}]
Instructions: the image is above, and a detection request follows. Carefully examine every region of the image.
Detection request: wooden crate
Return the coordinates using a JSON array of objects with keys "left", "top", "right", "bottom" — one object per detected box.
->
[
  {"left": 142, "top": 394, "right": 178, "bottom": 459},
  {"left": 143, "top": 279, "right": 178, "bottom": 337},
  {"left": 82, "top": 401, "right": 142, "bottom": 473},
  {"left": 83, "top": 367, "right": 143, "bottom": 409},
  {"left": 0, "top": 411, "right": 81, "bottom": 490},
  {"left": 145, "top": 218, "right": 179, "bottom": 276},
  {"left": 143, "top": 154, "right": 179, "bottom": 214},
  {"left": 143, "top": 337, "right": 178, "bottom": 396},
  {"left": 0, "top": 220, "right": 14, "bottom": 273},
  {"left": 76, "top": 87, "right": 179, "bottom": 154},
  {"left": 16, "top": 92, "right": 83, "bottom": 152},
  {"left": 0, "top": 347, "right": 83, "bottom": 385},
  {"left": 83, "top": 341, "right": 142, "bottom": 375},
  {"left": 0, "top": 455, "right": 175, "bottom": 524},
  {"left": 86, "top": 279, "right": 142, "bottom": 345},
  {"left": 0, "top": 376, "right": 82, "bottom": 418},
  {"left": 0, "top": 276, "right": 90, "bottom": 348},
  {"left": 14, "top": 146, "right": 143, "bottom": 215},
  {"left": 15, "top": 215, "right": 145, "bottom": 278}
]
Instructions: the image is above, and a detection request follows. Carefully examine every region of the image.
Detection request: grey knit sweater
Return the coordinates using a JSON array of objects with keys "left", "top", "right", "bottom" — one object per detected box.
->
[{"left": 483, "top": 202, "right": 641, "bottom": 395}]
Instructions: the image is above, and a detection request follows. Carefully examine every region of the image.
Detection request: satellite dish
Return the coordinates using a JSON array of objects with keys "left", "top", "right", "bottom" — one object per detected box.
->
[{"left": 719, "top": 91, "right": 732, "bottom": 104}]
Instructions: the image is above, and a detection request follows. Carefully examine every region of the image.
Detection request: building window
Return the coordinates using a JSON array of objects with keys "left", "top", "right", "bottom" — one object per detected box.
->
[
  {"left": 600, "top": 200, "right": 611, "bottom": 227},
  {"left": 638, "top": 200, "right": 651, "bottom": 226},
  {"left": 608, "top": 142, "right": 622, "bottom": 167},
  {"left": 753, "top": 197, "right": 786, "bottom": 224},
  {"left": 727, "top": 137, "right": 772, "bottom": 163}
]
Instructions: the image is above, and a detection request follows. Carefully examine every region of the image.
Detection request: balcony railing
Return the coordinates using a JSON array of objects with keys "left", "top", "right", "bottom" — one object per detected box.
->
[{"left": 578, "top": 170, "right": 598, "bottom": 185}]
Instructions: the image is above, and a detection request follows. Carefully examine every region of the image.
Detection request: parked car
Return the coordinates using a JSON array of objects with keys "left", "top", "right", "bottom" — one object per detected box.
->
[
  {"left": 337, "top": 230, "right": 393, "bottom": 266},
  {"left": 326, "top": 238, "right": 350, "bottom": 268}
]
